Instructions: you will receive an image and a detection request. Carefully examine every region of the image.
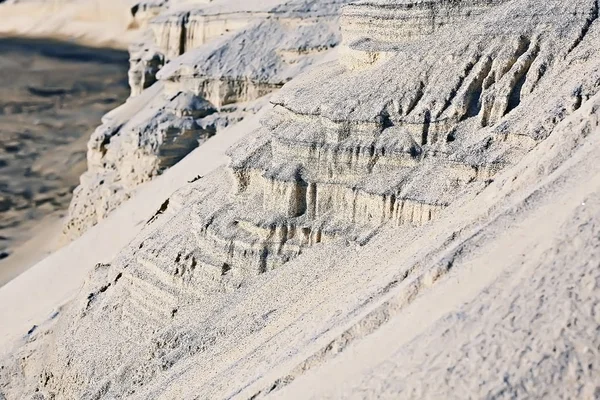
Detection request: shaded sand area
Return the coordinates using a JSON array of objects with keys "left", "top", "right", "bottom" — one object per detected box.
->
[{"left": 0, "top": 37, "right": 129, "bottom": 286}]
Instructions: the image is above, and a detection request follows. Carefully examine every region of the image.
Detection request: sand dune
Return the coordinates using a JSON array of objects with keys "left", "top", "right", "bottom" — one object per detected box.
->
[
  {"left": 0, "top": 109, "right": 264, "bottom": 355},
  {"left": 0, "top": 0, "right": 599, "bottom": 398}
]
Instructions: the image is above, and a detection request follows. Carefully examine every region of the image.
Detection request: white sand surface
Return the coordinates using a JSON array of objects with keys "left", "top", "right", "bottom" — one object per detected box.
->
[
  {"left": 0, "top": 213, "right": 63, "bottom": 287},
  {"left": 0, "top": 108, "right": 264, "bottom": 355},
  {"left": 274, "top": 101, "right": 600, "bottom": 397}
]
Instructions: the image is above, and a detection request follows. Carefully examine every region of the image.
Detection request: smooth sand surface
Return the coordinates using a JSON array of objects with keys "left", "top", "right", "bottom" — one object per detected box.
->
[{"left": 0, "top": 214, "right": 63, "bottom": 287}]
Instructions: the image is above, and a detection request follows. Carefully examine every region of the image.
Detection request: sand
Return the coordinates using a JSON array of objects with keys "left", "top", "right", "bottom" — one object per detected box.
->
[
  {"left": 1, "top": 0, "right": 599, "bottom": 398},
  {"left": 0, "top": 108, "right": 264, "bottom": 355},
  {"left": 0, "top": 37, "right": 129, "bottom": 286},
  {"left": 0, "top": 0, "right": 138, "bottom": 50}
]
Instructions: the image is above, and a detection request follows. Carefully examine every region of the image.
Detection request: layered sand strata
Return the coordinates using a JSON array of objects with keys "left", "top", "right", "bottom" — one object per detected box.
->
[
  {"left": 1, "top": 0, "right": 599, "bottom": 398},
  {"left": 64, "top": 0, "right": 350, "bottom": 239}
]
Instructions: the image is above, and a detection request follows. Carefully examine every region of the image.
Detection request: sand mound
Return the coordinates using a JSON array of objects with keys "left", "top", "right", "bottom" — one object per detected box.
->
[
  {"left": 63, "top": 0, "right": 351, "bottom": 240},
  {"left": 1, "top": 0, "right": 599, "bottom": 398}
]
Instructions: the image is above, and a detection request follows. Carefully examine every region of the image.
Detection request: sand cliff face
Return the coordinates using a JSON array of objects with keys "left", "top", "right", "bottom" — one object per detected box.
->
[
  {"left": 63, "top": 0, "right": 349, "bottom": 240},
  {"left": 96, "top": 0, "right": 597, "bottom": 280},
  {"left": 2, "top": 0, "right": 600, "bottom": 398}
]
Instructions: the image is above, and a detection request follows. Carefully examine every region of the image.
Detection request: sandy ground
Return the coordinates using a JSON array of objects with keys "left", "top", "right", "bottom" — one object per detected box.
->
[
  {"left": 0, "top": 37, "right": 129, "bottom": 286},
  {"left": 271, "top": 97, "right": 600, "bottom": 399}
]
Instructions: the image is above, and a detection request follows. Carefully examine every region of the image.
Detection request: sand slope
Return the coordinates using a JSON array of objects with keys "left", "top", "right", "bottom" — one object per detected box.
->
[
  {"left": 275, "top": 92, "right": 600, "bottom": 399},
  {"left": 0, "top": 109, "right": 264, "bottom": 355},
  {"left": 0, "top": 0, "right": 139, "bottom": 49},
  {"left": 0, "top": 0, "right": 599, "bottom": 398},
  {"left": 1, "top": 93, "right": 598, "bottom": 399}
]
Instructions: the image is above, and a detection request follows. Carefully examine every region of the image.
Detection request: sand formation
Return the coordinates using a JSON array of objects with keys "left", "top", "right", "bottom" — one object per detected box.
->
[
  {"left": 64, "top": 0, "right": 349, "bottom": 239},
  {"left": 1, "top": 0, "right": 600, "bottom": 398}
]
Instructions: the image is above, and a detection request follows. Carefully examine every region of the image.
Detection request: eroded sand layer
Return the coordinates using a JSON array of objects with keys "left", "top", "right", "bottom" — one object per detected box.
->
[{"left": 0, "top": 0, "right": 599, "bottom": 398}]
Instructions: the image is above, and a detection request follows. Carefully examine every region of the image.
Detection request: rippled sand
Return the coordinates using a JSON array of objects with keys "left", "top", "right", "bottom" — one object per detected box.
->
[{"left": 0, "top": 37, "right": 129, "bottom": 285}]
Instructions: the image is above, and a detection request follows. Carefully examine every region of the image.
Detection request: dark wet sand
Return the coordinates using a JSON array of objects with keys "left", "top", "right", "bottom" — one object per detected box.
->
[{"left": 0, "top": 37, "right": 129, "bottom": 285}]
